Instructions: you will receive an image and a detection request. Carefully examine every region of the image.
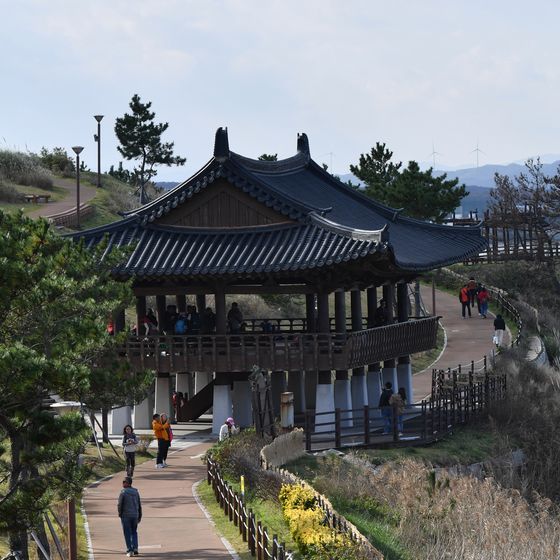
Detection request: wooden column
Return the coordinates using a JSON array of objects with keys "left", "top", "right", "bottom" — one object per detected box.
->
[
  {"left": 196, "top": 294, "right": 206, "bottom": 313},
  {"left": 136, "top": 295, "right": 147, "bottom": 332},
  {"left": 304, "top": 293, "right": 317, "bottom": 410},
  {"left": 382, "top": 283, "right": 398, "bottom": 389},
  {"left": 315, "top": 290, "right": 334, "bottom": 432},
  {"left": 334, "top": 290, "right": 347, "bottom": 381},
  {"left": 156, "top": 295, "right": 167, "bottom": 334},
  {"left": 113, "top": 308, "right": 125, "bottom": 333},
  {"left": 350, "top": 288, "right": 367, "bottom": 413},
  {"left": 316, "top": 291, "right": 330, "bottom": 384},
  {"left": 215, "top": 288, "right": 226, "bottom": 335},
  {"left": 397, "top": 282, "right": 413, "bottom": 405},
  {"left": 176, "top": 294, "right": 187, "bottom": 313}
]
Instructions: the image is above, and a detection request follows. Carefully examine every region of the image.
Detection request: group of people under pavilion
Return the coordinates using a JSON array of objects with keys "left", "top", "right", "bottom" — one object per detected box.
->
[{"left": 74, "top": 127, "right": 486, "bottom": 434}]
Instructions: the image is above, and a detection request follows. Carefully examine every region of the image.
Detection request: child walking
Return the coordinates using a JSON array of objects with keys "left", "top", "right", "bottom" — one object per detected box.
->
[{"left": 123, "top": 424, "right": 139, "bottom": 477}]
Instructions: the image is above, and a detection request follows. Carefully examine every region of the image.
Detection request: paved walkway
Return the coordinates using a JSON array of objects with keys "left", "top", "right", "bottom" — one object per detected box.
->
[
  {"left": 28, "top": 177, "right": 97, "bottom": 219},
  {"left": 83, "top": 440, "right": 233, "bottom": 560},
  {"left": 412, "top": 285, "right": 510, "bottom": 402}
]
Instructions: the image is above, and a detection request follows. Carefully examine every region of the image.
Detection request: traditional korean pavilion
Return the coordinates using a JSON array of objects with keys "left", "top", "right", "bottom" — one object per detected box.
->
[{"left": 77, "top": 128, "right": 485, "bottom": 433}]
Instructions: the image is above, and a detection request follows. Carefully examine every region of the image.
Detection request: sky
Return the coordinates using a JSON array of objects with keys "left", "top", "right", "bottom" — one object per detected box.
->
[{"left": 2, "top": 0, "right": 560, "bottom": 181}]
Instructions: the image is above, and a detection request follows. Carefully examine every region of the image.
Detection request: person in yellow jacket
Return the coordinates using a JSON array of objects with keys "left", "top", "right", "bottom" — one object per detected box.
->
[{"left": 152, "top": 413, "right": 170, "bottom": 469}]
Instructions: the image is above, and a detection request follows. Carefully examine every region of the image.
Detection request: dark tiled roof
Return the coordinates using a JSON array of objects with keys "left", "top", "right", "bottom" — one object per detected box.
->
[
  {"left": 75, "top": 129, "right": 486, "bottom": 277},
  {"left": 79, "top": 214, "right": 388, "bottom": 279}
]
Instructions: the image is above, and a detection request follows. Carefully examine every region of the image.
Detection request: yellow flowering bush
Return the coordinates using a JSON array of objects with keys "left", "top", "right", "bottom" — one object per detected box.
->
[{"left": 279, "top": 484, "right": 344, "bottom": 555}]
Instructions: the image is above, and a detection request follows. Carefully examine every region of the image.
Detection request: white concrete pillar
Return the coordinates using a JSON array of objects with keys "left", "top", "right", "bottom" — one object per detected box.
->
[
  {"left": 232, "top": 380, "right": 252, "bottom": 428},
  {"left": 133, "top": 397, "right": 153, "bottom": 429},
  {"left": 397, "top": 359, "right": 414, "bottom": 406},
  {"left": 111, "top": 405, "right": 132, "bottom": 436},
  {"left": 195, "top": 371, "right": 212, "bottom": 394},
  {"left": 315, "top": 383, "right": 335, "bottom": 433},
  {"left": 212, "top": 383, "right": 233, "bottom": 434},
  {"left": 155, "top": 376, "right": 171, "bottom": 416},
  {"left": 176, "top": 372, "right": 190, "bottom": 397},
  {"left": 334, "top": 379, "right": 353, "bottom": 428},
  {"left": 351, "top": 373, "right": 368, "bottom": 409},
  {"left": 287, "top": 371, "right": 306, "bottom": 414},
  {"left": 367, "top": 365, "right": 382, "bottom": 417}
]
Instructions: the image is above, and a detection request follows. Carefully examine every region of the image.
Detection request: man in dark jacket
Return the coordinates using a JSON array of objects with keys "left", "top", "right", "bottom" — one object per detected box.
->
[
  {"left": 118, "top": 476, "right": 142, "bottom": 556},
  {"left": 378, "top": 382, "right": 393, "bottom": 434}
]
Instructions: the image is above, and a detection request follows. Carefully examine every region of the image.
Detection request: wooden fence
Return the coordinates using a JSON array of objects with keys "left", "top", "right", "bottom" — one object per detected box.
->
[
  {"left": 301, "top": 368, "right": 507, "bottom": 452},
  {"left": 207, "top": 457, "right": 293, "bottom": 560}
]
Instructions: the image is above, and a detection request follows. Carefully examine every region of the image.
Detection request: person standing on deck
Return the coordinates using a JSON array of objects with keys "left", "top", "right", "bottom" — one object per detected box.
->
[{"left": 378, "top": 382, "right": 394, "bottom": 435}]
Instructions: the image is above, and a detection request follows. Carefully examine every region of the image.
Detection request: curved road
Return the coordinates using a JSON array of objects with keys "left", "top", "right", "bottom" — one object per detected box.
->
[
  {"left": 28, "top": 176, "right": 97, "bottom": 219},
  {"left": 413, "top": 284, "right": 510, "bottom": 402}
]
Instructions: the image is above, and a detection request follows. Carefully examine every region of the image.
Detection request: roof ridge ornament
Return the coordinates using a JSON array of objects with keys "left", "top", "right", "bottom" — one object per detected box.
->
[
  {"left": 214, "top": 127, "right": 230, "bottom": 161},
  {"left": 297, "top": 133, "right": 310, "bottom": 159}
]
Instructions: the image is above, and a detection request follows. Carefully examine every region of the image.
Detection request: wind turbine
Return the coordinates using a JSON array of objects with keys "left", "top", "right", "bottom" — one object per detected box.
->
[
  {"left": 471, "top": 140, "right": 485, "bottom": 168},
  {"left": 428, "top": 142, "right": 441, "bottom": 168}
]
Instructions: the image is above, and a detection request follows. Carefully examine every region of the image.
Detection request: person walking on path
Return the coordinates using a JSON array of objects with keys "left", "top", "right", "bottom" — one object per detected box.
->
[
  {"left": 378, "top": 382, "right": 394, "bottom": 434},
  {"left": 494, "top": 314, "right": 506, "bottom": 347},
  {"left": 118, "top": 476, "right": 142, "bottom": 557},
  {"left": 122, "top": 425, "right": 138, "bottom": 477},
  {"left": 467, "top": 277, "right": 477, "bottom": 307},
  {"left": 152, "top": 413, "right": 170, "bottom": 469},
  {"left": 477, "top": 285, "right": 490, "bottom": 318},
  {"left": 459, "top": 284, "right": 471, "bottom": 318}
]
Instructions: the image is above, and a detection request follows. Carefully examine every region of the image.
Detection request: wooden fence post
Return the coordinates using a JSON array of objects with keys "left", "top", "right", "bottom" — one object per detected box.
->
[
  {"left": 335, "top": 408, "right": 341, "bottom": 448},
  {"left": 363, "top": 405, "right": 370, "bottom": 446}
]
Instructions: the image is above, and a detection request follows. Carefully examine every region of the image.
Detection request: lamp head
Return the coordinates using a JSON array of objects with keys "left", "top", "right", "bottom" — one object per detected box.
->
[
  {"left": 94, "top": 115, "right": 104, "bottom": 123},
  {"left": 72, "top": 146, "right": 84, "bottom": 155}
]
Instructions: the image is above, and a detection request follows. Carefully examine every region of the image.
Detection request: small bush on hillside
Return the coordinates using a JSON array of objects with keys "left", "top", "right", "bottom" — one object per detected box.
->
[
  {"left": 39, "top": 146, "right": 75, "bottom": 176},
  {"left": 0, "top": 150, "right": 53, "bottom": 189},
  {"left": 0, "top": 181, "right": 25, "bottom": 203},
  {"left": 209, "top": 429, "right": 282, "bottom": 502}
]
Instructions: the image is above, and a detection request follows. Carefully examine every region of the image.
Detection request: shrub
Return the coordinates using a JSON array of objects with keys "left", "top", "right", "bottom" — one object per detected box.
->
[
  {"left": 136, "top": 434, "right": 153, "bottom": 453},
  {"left": 39, "top": 147, "right": 75, "bottom": 176},
  {"left": 0, "top": 150, "right": 53, "bottom": 189},
  {"left": 0, "top": 181, "right": 25, "bottom": 203}
]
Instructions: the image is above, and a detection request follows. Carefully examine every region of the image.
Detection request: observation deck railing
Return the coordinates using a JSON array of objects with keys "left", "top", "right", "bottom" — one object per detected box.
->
[{"left": 123, "top": 316, "right": 440, "bottom": 373}]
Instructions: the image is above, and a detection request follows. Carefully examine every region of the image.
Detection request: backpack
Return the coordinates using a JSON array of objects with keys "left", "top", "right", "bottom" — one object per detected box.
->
[{"left": 175, "top": 319, "right": 186, "bottom": 334}]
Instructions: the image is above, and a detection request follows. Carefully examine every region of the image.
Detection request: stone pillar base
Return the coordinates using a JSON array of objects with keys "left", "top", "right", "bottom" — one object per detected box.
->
[
  {"left": 397, "top": 361, "right": 414, "bottom": 406},
  {"left": 334, "top": 379, "right": 353, "bottom": 427},
  {"left": 212, "top": 383, "right": 233, "bottom": 435},
  {"left": 315, "top": 383, "right": 335, "bottom": 433},
  {"left": 367, "top": 367, "right": 382, "bottom": 417},
  {"left": 133, "top": 396, "right": 153, "bottom": 430},
  {"left": 155, "top": 376, "right": 171, "bottom": 417},
  {"left": 111, "top": 406, "right": 132, "bottom": 435}
]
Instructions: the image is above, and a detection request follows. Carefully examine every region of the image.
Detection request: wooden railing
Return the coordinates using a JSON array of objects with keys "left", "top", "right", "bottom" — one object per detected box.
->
[
  {"left": 124, "top": 317, "right": 440, "bottom": 373},
  {"left": 301, "top": 369, "right": 507, "bottom": 452},
  {"left": 207, "top": 457, "right": 293, "bottom": 560},
  {"left": 347, "top": 317, "right": 440, "bottom": 368}
]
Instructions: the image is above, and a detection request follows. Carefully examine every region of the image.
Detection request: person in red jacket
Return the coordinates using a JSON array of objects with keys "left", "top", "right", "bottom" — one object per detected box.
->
[{"left": 459, "top": 284, "right": 471, "bottom": 318}]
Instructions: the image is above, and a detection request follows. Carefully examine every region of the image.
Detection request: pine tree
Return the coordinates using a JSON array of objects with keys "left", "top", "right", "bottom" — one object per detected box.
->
[
  {"left": 115, "top": 94, "right": 186, "bottom": 203},
  {"left": 0, "top": 211, "right": 152, "bottom": 558},
  {"left": 350, "top": 144, "right": 467, "bottom": 223}
]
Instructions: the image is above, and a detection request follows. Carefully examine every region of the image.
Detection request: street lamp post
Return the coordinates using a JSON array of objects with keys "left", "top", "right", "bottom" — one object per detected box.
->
[
  {"left": 72, "top": 146, "right": 84, "bottom": 229},
  {"left": 93, "top": 115, "right": 104, "bottom": 188}
]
